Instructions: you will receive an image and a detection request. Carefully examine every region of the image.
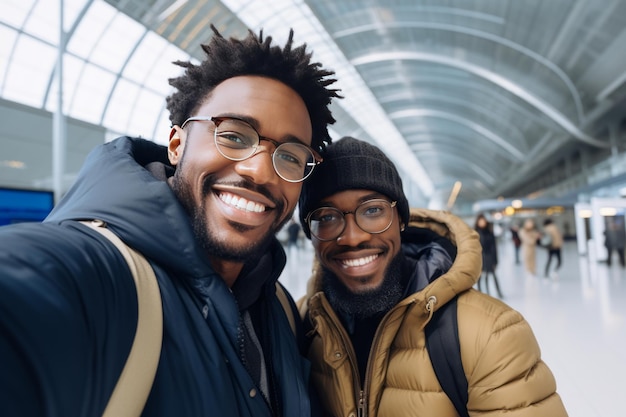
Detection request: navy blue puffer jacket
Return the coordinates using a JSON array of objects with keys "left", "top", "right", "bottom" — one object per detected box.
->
[{"left": 0, "top": 137, "right": 311, "bottom": 417}]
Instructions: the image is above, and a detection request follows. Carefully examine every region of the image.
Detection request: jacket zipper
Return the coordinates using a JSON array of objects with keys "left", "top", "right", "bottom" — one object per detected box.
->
[
  {"left": 319, "top": 296, "right": 418, "bottom": 417},
  {"left": 358, "top": 389, "right": 365, "bottom": 417},
  {"left": 355, "top": 301, "right": 417, "bottom": 417},
  {"left": 318, "top": 297, "right": 365, "bottom": 417},
  {"left": 359, "top": 308, "right": 391, "bottom": 417}
]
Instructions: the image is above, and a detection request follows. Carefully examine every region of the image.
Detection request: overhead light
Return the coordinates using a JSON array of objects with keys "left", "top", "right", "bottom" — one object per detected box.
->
[
  {"left": 546, "top": 206, "right": 564, "bottom": 215},
  {"left": 158, "top": 0, "right": 188, "bottom": 21},
  {"left": 600, "top": 207, "right": 617, "bottom": 216},
  {"left": 578, "top": 209, "right": 592, "bottom": 218},
  {"left": 511, "top": 199, "right": 523, "bottom": 209},
  {"left": 446, "top": 181, "right": 462, "bottom": 210},
  {"left": 0, "top": 160, "right": 26, "bottom": 169}
]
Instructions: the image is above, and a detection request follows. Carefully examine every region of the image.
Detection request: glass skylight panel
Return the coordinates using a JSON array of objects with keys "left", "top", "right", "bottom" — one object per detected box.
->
[
  {"left": 45, "top": 53, "right": 84, "bottom": 114},
  {"left": 102, "top": 78, "right": 141, "bottom": 133},
  {"left": 23, "top": 0, "right": 60, "bottom": 44},
  {"left": 125, "top": 89, "right": 163, "bottom": 139},
  {"left": 3, "top": 35, "right": 57, "bottom": 107},
  {"left": 0, "top": 27, "right": 18, "bottom": 93},
  {"left": 152, "top": 112, "right": 173, "bottom": 145},
  {"left": 63, "top": 0, "right": 90, "bottom": 32},
  {"left": 142, "top": 43, "right": 192, "bottom": 95},
  {"left": 68, "top": 62, "right": 115, "bottom": 124},
  {"left": 3, "top": 0, "right": 36, "bottom": 29},
  {"left": 221, "top": 0, "right": 434, "bottom": 197},
  {"left": 123, "top": 31, "right": 171, "bottom": 84},
  {"left": 66, "top": 0, "right": 116, "bottom": 59},
  {"left": 89, "top": 12, "right": 145, "bottom": 73}
]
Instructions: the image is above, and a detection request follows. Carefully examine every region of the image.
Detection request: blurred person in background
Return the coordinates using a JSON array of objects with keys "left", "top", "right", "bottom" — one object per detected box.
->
[
  {"left": 519, "top": 218, "right": 541, "bottom": 276},
  {"left": 542, "top": 218, "right": 564, "bottom": 278},
  {"left": 474, "top": 213, "right": 503, "bottom": 298},
  {"left": 510, "top": 222, "right": 521, "bottom": 264},
  {"left": 604, "top": 217, "right": 626, "bottom": 267},
  {"left": 287, "top": 217, "right": 302, "bottom": 253}
]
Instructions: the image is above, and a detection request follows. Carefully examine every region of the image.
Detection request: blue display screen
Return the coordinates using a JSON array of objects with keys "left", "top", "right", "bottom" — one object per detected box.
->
[{"left": 0, "top": 188, "right": 54, "bottom": 226}]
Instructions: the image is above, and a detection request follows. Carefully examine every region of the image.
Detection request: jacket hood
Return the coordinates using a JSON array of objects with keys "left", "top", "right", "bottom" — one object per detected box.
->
[
  {"left": 300, "top": 207, "right": 482, "bottom": 315},
  {"left": 46, "top": 137, "right": 285, "bottom": 281},
  {"left": 404, "top": 208, "right": 482, "bottom": 311}
]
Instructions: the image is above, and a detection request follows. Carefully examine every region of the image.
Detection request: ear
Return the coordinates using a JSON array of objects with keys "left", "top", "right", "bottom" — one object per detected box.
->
[{"left": 168, "top": 126, "right": 185, "bottom": 165}]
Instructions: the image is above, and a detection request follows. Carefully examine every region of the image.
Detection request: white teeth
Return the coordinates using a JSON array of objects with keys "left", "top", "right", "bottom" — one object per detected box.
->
[
  {"left": 341, "top": 254, "right": 378, "bottom": 267},
  {"left": 218, "top": 192, "right": 266, "bottom": 213}
]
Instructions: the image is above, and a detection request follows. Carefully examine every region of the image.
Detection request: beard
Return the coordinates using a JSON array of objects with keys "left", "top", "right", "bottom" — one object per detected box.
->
[
  {"left": 321, "top": 250, "right": 407, "bottom": 318},
  {"left": 170, "top": 156, "right": 288, "bottom": 262}
]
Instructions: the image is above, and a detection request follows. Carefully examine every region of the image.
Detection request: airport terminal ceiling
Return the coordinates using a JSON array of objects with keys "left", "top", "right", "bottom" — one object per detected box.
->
[{"left": 1, "top": 0, "right": 626, "bottom": 212}]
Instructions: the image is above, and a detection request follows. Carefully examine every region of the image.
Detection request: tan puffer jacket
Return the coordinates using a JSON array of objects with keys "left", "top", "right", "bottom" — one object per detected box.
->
[{"left": 299, "top": 208, "right": 568, "bottom": 417}]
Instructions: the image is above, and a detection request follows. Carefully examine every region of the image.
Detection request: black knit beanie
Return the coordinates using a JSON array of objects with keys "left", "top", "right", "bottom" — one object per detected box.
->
[{"left": 298, "top": 136, "right": 410, "bottom": 238}]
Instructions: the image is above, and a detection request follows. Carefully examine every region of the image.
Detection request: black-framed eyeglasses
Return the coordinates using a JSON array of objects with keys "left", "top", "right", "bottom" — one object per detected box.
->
[
  {"left": 306, "top": 199, "right": 397, "bottom": 241},
  {"left": 180, "top": 116, "right": 322, "bottom": 183}
]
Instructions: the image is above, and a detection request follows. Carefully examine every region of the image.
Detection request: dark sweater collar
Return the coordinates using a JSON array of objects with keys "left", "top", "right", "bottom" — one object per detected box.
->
[{"left": 232, "top": 239, "right": 286, "bottom": 311}]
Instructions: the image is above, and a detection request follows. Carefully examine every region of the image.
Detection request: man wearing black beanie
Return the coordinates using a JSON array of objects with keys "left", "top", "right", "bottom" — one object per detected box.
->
[
  {"left": 298, "top": 136, "right": 410, "bottom": 235},
  {"left": 297, "top": 136, "right": 568, "bottom": 417}
]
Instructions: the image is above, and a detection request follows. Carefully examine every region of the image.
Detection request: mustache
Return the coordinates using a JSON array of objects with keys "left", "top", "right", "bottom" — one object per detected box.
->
[
  {"left": 328, "top": 244, "right": 385, "bottom": 257},
  {"left": 201, "top": 174, "right": 284, "bottom": 212}
]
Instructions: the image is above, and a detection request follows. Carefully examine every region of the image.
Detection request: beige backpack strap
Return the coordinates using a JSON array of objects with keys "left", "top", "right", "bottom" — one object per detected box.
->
[
  {"left": 275, "top": 282, "right": 296, "bottom": 335},
  {"left": 80, "top": 220, "right": 163, "bottom": 417}
]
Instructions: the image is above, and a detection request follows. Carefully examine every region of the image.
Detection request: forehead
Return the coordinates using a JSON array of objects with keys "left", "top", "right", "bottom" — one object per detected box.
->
[{"left": 197, "top": 75, "right": 312, "bottom": 143}]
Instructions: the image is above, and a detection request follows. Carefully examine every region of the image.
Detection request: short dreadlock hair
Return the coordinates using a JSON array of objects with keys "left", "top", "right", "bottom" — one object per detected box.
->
[{"left": 166, "top": 25, "right": 341, "bottom": 153}]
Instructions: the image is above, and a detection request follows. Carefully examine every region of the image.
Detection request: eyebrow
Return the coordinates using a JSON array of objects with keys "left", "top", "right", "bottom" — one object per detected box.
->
[{"left": 217, "top": 112, "right": 311, "bottom": 148}]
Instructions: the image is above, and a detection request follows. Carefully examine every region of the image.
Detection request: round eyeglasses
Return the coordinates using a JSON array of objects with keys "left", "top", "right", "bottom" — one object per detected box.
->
[
  {"left": 306, "top": 199, "right": 397, "bottom": 241},
  {"left": 180, "top": 116, "right": 322, "bottom": 183}
]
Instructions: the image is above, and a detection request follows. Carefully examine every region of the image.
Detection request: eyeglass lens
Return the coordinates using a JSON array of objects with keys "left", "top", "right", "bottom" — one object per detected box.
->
[
  {"left": 213, "top": 118, "right": 316, "bottom": 182},
  {"left": 308, "top": 199, "right": 395, "bottom": 241}
]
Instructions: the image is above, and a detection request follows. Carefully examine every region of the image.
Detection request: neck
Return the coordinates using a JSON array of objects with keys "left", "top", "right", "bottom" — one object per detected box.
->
[{"left": 210, "top": 257, "right": 244, "bottom": 288}]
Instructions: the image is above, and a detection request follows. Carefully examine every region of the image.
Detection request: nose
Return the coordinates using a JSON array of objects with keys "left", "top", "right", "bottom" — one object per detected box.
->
[
  {"left": 234, "top": 145, "right": 278, "bottom": 185},
  {"left": 336, "top": 214, "right": 371, "bottom": 246}
]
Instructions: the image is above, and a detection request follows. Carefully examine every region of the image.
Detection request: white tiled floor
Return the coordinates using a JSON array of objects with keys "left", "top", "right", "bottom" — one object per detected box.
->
[{"left": 279, "top": 239, "right": 626, "bottom": 417}]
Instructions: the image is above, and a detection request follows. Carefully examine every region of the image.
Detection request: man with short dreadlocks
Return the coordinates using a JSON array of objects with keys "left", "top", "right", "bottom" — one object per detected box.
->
[{"left": 0, "top": 27, "right": 339, "bottom": 417}]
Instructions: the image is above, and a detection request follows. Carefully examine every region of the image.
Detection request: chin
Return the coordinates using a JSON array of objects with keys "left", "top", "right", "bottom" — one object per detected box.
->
[{"left": 344, "top": 276, "right": 384, "bottom": 294}]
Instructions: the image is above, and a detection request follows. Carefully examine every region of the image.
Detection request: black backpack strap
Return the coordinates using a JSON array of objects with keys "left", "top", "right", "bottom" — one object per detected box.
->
[{"left": 425, "top": 296, "right": 469, "bottom": 417}]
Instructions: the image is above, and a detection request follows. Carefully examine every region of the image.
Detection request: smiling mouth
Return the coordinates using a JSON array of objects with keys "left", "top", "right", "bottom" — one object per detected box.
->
[
  {"left": 340, "top": 254, "right": 379, "bottom": 268},
  {"left": 218, "top": 192, "right": 266, "bottom": 213}
]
